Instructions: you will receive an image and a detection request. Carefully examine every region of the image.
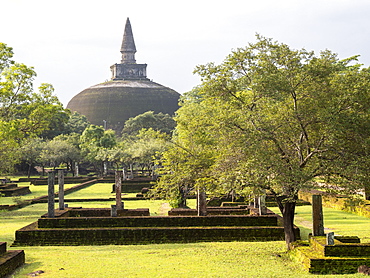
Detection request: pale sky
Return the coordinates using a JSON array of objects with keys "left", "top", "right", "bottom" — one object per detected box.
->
[{"left": 2, "top": 0, "right": 370, "bottom": 106}]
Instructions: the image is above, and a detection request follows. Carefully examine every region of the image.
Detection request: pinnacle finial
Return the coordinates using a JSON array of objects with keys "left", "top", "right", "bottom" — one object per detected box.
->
[{"left": 120, "top": 18, "right": 136, "bottom": 64}]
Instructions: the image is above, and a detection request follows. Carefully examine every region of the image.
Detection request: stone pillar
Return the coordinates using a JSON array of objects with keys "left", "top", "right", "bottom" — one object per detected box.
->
[
  {"left": 130, "top": 164, "right": 134, "bottom": 179},
  {"left": 115, "top": 171, "right": 123, "bottom": 210},
  {"left": 197, "top": 190, "right": 207, "bottom": 216},
  {"left": 48, "top": 171, "right": 55, "bottom": 218},
  {"left": 75, "top": 162, "right": 79, "bottom": 177},
  {"left": 326, "top": 232, "right": 334, "bottom": 245},
  {"left": 111, "top": 205, "right": 117, "bottom": 217},
  {"left": 259, "top": 195, "right": 267, "bottom": 215},
  {"left": 151, "top": 165, "right": 157, "bottom": 181},
  {"left": 122, "top": 168, "right": 127, "bottom": 180},
  {"left": 231, "top": 189, "right": 236, "bottom": 202},
  {"left": 103, "top": 161, "right": 108, "bottom": 176},
  {"left": 58, "top": 170, "right": 65, "bottom": 210},
  {"left": 312, "top": 195, "right": 325, "bottom": 236}
]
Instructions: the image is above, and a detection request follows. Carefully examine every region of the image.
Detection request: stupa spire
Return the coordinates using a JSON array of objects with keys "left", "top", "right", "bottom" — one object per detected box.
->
[
  {"left": 120, "top": 18, "right": 136, "bottom": 64},
  {"left": 110, "top": 18, "right": 148, "bottom": 81}
]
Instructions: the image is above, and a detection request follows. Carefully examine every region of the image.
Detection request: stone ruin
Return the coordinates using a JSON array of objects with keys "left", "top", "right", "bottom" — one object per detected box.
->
[{"left": 12, "top": 170, "right": 300, "bottom": 246}]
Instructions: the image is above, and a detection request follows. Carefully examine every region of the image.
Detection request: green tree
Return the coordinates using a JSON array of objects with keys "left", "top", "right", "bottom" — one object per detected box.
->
[
  {"left": 0, "top": 43, "right": 68, "bottom": 173},
  {"left": 128, "top": 128, "right": 171, "bottom": 173},
  {"left": 80, "top": 125, "right": 117, "bottom": 176},
  {"left": 153, "top": 89, "right": 218, "bottom": 207},
  {"left": 122, "top": 111, "right": 176, "bottom": 136},
  {"left": 64, "top": 111, "right": 90, "bottom": 135},
  {"left": 19, "top": 137, "right": 44, "bottom": 178},
  {"left": 158, "top": 35, "right": 370, "bottom": 249},
  {"left": 40, "top": 138, "right": 80, "bottom": 171}
]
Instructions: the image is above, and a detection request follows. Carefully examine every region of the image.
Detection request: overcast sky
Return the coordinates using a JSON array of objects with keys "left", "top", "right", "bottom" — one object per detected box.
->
[{"left": 2, "top": 0, "right": 370, "bottom": 106}]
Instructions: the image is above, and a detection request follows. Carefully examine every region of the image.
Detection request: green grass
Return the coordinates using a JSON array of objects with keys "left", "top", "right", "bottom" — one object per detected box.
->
[
  {"left": 64, "top": 183, "right": 117, "bottom": 199},
  {"left": 66, "top": 199, "right": 172, "bottom": 216},
  {"left": 0, "top": 182, "right": 81, "bottom": 206},
  {"left": 2, "top": 184, "right": 370, "bottom": 277},
  {"left": 8, "top": 242, "right": 351, "bottom": 278},
  {"left": 0, "top": 203, "right": 48, "bottom": 245}
]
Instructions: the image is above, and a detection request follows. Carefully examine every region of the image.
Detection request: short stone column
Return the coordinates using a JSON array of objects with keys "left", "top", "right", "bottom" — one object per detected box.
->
[
  {"left": 312, "top": 194, "right": 325, "bottom": 236},
  {"left": 122, "top": 168, "right": 127, "bottom": 180},
  {"left": 58, "top": 170, "right": 65, "bottom": 210},
  {"left": 197, "top": 190, "right": 207, "bottom": 216},
  {"left": 115, "top": 171, "right": 123, "bottom": 210},
  {"left": 326, "top": 232, "right": 335, "bottom": 245},
  {"left": 75, "top": 162, "right": 79, "bottom": 177},
  {"left": 48, "top": 171, "right": 55, "bottom": 218},
  {"left": 259, "top": 195, "right": 267, "bottom": 215},
  {"left": 111, "top": 205, "right": 117, "bottom": 217}
]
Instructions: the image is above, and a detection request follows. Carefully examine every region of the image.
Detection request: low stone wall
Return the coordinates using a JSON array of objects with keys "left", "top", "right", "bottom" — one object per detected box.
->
[
  {"left": 37, "top": 214, "right": 279, "bottom": 229},
  {"left": 0, "top": 183, "right": 31, "bottom": 197},
  {"left": 111, "top": 180, "right": 155, "bottom": 193},
  {"left": 30, "top": 177, "right": 94, "bottom": 185},
  {"left": 168, "top": 207, "right": 250, "bottom": 216},
  {"left": 0, "top": 242, "right": 25, "bottom": 278},
  {"left": 12, "top": 207, "right": 301, "bottom": 246},
  {"left": 31, "top": 179, "right": 98, "bottom": 204},
  {"left": 67, "top": 208, "right": 150, "bottom": 217},
  {"left": 13, "top": 225, "right": 298, "bottom": 246},
  {"left": 290, "top": 236, "right": 370, "bottom": 274}
]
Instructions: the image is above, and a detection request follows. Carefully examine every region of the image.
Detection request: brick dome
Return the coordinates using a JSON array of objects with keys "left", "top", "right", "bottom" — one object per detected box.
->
[
  {"left": 66, "top": 18, "right": 180, "bottom": 131},
  {"left": 67, "top": 80, "right": 179, "bottom": 131}
]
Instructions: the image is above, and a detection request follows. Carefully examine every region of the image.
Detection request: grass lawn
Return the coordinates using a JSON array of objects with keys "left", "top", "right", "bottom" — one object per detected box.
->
[
  {"left": 2, "top": 184, "right": 370, "bottom": 277},
  {"left": 0, "top": 182, "right": 81, "bottom": 206},
  {"left": 63, "top": 182, "right": 140, "bottom": 199},
  {"left": 9, "top": 242, "right": 346, "bottom": 278}
]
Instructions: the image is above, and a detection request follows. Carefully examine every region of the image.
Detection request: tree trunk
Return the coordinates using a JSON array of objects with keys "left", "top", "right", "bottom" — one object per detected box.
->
[
  {"left": 27, "top": 163, "right": 32, "bottom": 178},
  {"left": 178, "top": 186, "right": 187, "bottom": 208},
  {"left": 365, "top": 185, "right": 370, "bottom": 201},
  {"left": 282, "top": 201, "right": 296, "bottom": 250}
]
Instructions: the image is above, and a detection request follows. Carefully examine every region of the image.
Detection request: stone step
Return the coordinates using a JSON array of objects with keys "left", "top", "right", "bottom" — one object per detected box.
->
[
  {"left": 310, "top": 236, "right": 370, "bottom": 257},
  {"left": 37, "top": 214, "right": 279, "bottom": 228},
  {"left": 0, "top": 183, "right": 18, "bottom": 190},
  {"left": 12, "top": 224, "right": 300, "bottom": 246},
  {"left": 0, "top": 242, "right": 25, "bottom": 278},
  {"left": 0, "top": 186, "right": 31, "bottom": 197},
  {"left": 0, "top": 242, "right": 6, "bottom": 255}
]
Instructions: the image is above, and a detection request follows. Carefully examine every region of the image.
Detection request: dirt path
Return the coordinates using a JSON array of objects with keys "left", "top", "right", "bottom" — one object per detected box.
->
[
  {"left": 295, "top": 216, "right": 333, "bottom": 232},
  {"left": 158, "top": 202, "right": 171, "bottom": 216}
]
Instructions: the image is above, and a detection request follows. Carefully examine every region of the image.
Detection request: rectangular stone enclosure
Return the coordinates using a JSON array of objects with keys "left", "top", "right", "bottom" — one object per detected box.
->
[{"left": 12, "top": 207, "right": 300, "bottom": 246}]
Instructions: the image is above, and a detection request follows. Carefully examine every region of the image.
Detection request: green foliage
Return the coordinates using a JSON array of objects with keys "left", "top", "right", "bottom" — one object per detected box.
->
[
  {"left": 0, "top": 43, "right": 13, "bottom": 73},
  {"left": 0, "top": 43, "right": 69, "bottom": 174},
  {"left": 39, "top": 137, "right": 80, "bottom": 169},
  {"left": 128, "top": 128, "right": 171, "bottom": 167},
  {"left": 19, "top": 137, "right": 44, "bottom": 177},
  {"left": 63, "top": 111, "right": 90, "bottom": 135},
  {"left": 80, "top": 125, "right": 117, "bottom": 174},
  {"left": 122, "top": 111, "right": 176, "bottom": 136},
  {"left": 157, "top": 35, "right": 370, "bottom": 247}
]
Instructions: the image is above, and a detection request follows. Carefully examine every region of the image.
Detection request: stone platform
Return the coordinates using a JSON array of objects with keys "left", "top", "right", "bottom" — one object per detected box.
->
[
  {"left": 12, "top": 207, "right": 300, "bottom": 246},
  {"left": 290, "top": 236, "right": 370, "bottom": 274},
  {"left": 0, "top": 242, "right": 25, "bottom": 277},
  {"left": 0, "top": 183, "right": 31, "bottom": 197}
]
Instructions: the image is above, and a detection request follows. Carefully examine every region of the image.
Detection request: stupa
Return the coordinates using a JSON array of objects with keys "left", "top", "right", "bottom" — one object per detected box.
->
[{"left": 67, "top": 18, "right": 180, "bottom": 131}]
